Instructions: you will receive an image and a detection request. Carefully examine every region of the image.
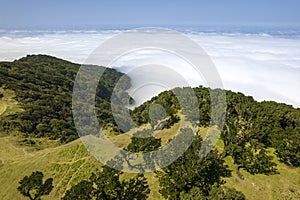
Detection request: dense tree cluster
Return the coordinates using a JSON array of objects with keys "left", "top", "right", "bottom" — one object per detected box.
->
[
  {"left": 222, "top": 91, "right": 300, "bottom": 171},
  {"left": 62, "top": 165, "right": 150, "bottom": 200},
  {"left": 155, "top": 128, "right": 245, "bottom": 199},
  {"left": 126, "top": 129, "right": 161, "bottom": 153},
  {"left": 131, "top": 87, "right": 221, "bottom": 129},
  {"left": 131, "top": 90, "right": 180, "bottom": 128},
  {"left": 132, "top": 86, "right": 300, "bottom": 173},
  {"left": 17, "top": 171, "right": 53, "bottom": 200},
  {"left": 0, "top": 55, "right": 129, "bottom": 141},
  {"left": 179, "top": 185, "right": 246, "bottom": 200}
]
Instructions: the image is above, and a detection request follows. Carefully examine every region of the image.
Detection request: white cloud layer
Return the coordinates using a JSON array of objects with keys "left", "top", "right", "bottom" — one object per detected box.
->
[{"left": 0, "top": 30, "right": 299, "bottom": 108}]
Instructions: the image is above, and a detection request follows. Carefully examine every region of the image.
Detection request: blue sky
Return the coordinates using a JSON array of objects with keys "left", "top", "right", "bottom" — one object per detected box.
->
[{"left": 0, "top": 0, "right": 300, "bottom": 29}]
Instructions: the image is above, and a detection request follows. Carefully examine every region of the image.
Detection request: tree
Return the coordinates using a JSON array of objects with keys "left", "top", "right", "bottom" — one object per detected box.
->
[
  {"left": 62, "top": 166, "right": 150, "bottom": 200},
  {"left": 126, "top": 129, "right": 161, "bottom": 153},
  {"left": 274, "top": 127, "right": 300, "bottom": 167},
  {"left": 156, "top": 130, "right": 231, "bottom": 199},
  {"left": 121, "top": 174, "right": 150, "bottom": 200},
  {"left": 62, "top": 181, "right": 93, "bottom": 200},
  {"left": 17, "top": 171, "right": 53, "bottom": 200},
  {"left": 125, "top": 129, "right": 162, "bottom": 172},
  {"left": 179, "top": 187, "right": 206, "bottom": 200},
  {"left": 90, "top": 166, "right": 123, "bottom": 199}
]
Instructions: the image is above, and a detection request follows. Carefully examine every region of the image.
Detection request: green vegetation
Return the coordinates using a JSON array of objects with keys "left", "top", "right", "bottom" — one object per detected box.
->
[
  {"left": 0, "top": 88, "right": 23, "bottom": 120},
  {"left": 129, "top": 85, "right": 300, "bottom": 199},
  {"left": 133, "top": 87, "right": 300, "bottom": 175},
  {"left": 131, "top": 90, "right": 181, "bottom": 128},
  {"left": 0, "top": 55, "right": 300, "bottom": 199},
  {"left": 17, "top": 171, "right": 53, "bottom": 200},
  {"left": 0, "top": 135, "right": 300, "bottom": 199},
  {"left": 126, "top": 129, "right": 162, "bottom": 153},
  {"left": 0, "top": 55, "right": 129, "bottom": 141},
  {"left": 221, "top": 91, "right": 300, "bottom": 175},
  {"left": 180, "top": 185, "right": 246, "bottom": 200},
  {"left": 224, "top": 149, "right": 300, "bottom": 200},
  {"left": 156, "top": 133, "right": 230, "bottom": 198},
  {"left": 63, "top": 166, "right": 150, "bottom": 200},
  {"left": 0, "top": 136, "right": 103, "bottom": 199}
]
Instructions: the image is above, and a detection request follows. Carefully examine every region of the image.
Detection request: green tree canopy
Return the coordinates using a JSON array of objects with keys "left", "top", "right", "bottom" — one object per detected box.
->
[
  {"left": 156, "top": 130, "right": 231, "bottom": 199},
  {"left": 62, "top": 166, "right": 150, "bottom": 200},
  {"left": 17, "top": 171, "right": 53, "bottom": 200},
  {"left": 126, "top": 129, "right": 161, "bottom": 153}
]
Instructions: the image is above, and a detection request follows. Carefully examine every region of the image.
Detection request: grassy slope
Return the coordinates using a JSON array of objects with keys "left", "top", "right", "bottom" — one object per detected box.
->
[
  {"left": 0, "top": 88, "right": 23, "bottom": 117},
  {"left": 0, "top": 89, "right": 101, "bottom": 199},
  {"left": 210, "top": 129, "right": 300, "bottom": 200},
  {"left": 1, "top": 90, "right": 300, "bottom": 200},
  {"left": 1, "top": 134, "right": 300, "bottom": 200},
  {"left": 0, "top": 136, "right": 103, "bottom": 200},
  {"left": 224, "top": 150, "right": 300, "bottom": 200}
]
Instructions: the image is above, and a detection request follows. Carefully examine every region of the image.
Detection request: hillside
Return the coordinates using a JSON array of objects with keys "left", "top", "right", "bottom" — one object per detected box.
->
[
  {"left": 0, "top": 55, "right": 300, "bottom": 199},
  {"left": 0, "top": 133, "right": 299, "bottom": 199},
  {"left": 0, "top": 55, "right": 129, "bottom": 141},
  {"left": 132, "top": 87, "right": 300, "bottom": 169}
]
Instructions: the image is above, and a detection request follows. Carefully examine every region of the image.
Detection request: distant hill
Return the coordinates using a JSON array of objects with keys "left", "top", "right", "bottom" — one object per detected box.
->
[{"left": 0, "top": 55, "right": 129, "bottom": 142}]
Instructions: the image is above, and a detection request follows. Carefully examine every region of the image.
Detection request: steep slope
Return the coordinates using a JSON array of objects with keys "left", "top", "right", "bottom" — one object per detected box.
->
[{"left": 0, "top": 55, "right": 129, "bottom": 141}]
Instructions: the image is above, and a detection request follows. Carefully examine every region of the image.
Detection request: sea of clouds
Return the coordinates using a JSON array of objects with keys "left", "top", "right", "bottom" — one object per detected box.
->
[{"left": 0, "top": 29, "right": 299, "bottom": 108}]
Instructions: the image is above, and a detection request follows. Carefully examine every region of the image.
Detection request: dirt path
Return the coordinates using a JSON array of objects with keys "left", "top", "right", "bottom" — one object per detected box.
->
[
  {"left": 64, "top": 158, "right": 88, "bottom": 193},
  {"left": 0, "top": 103, "right": 7, "bottom": 116},
  {"left": 54, "top": 145, "right": 83, "bottom": 193},
  {"left": 22, "top": 148, "right": 28, "bottom": 155}
]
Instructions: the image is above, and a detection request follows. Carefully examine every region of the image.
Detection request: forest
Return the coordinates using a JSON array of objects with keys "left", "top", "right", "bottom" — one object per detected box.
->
[{"left": 0, "top": 55, "right": 128, "bottom": 142}]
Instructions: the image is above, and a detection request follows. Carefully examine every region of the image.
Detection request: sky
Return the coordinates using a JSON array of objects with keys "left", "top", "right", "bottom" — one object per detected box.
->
[
  {"left": 0, "top": 0, "right": 300, "bottom": 28},
  {"left": 0, "top": 1, "right": 299, "bottom": 108}
]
